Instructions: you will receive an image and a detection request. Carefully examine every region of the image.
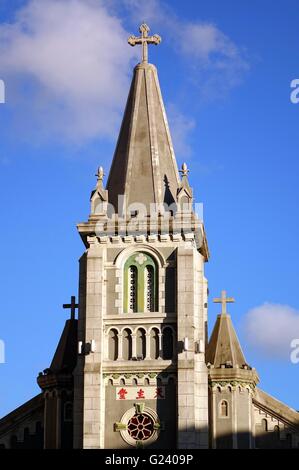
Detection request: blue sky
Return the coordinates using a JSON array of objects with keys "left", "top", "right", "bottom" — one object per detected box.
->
[{"left": 0, "top": 0, "right": 299, "bottom": 417}]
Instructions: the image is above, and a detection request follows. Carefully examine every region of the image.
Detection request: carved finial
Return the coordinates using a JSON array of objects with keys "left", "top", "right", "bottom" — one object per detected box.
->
[
  {"left": 180, "top": 162, "right": 189, "bottom": 177},
  {"left": 96, "top": 166, "right": 104, "bottom": 182},
  {"left": 128, "top": 24, "right": 161, "bottom": 63}
]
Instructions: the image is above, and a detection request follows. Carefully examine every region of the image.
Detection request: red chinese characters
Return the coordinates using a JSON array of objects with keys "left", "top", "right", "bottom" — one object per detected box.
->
[
  {"left": 136, "top": 388, "right": 145, "bottom": 399},
  {"left": 117, "top": 388, "right": 128, "bottom": 400},
  {"left": 155, "top": 387, "right": 164, "bottom": 399}
]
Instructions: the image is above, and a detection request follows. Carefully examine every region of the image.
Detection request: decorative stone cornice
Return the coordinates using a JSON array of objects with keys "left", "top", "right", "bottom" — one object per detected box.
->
[
  {"left": 77, "top": 220, "right": 209, "bottom": 260},
  {"left": 209, "top": 380, "right": 256, "bottom": 391},
  {"left": 208, "top": 367, "right": 259, "bottom": 387}
]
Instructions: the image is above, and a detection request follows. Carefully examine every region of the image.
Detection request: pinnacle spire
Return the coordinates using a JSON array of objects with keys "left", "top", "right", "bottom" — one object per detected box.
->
[
  {"left": 206, "top": 292, "right": 247, "bottom": 369},
  {"left": 106, "top": 35, "right": 181, "bottom": 214}
]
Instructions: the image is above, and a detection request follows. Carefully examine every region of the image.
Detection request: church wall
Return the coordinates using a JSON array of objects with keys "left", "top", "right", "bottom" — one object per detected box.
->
[
  {"left": 236, "top": 388, "right": 252, "bottom": 448},
  {"left": 79, "top": 242, "right": 107, "bottom": 449},
  {"left": 0, "top": 408, "right": 44, "bottom": 449},
  {"left": 74, "top": 235, "right": 209, "bottom": 449},
  {"left": 253, "top": 405, "right": 299, "bottom": 449},
  {"left": 213, "top": 389, "right": 234, "bottom": 449},
  {"left": 73, "top": 253, "right": 87, "bottom": 448},
  {"left": 177, "top": 245, "right": 209, "bottom": 449},
  {"left": 104, "top": 378, "right": 176, "bottom": 449},
  {"left": 44, "top": 393, "right": 57, "bottom": 448},
  {"left": 106, "top": 268, "right": 118, "bottom": 316}
]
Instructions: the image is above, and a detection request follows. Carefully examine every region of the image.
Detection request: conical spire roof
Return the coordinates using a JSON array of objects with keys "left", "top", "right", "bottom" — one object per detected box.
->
[
  {"left": 207, "top": 290, "right": 248, "bottom": 368},
  {"left": 106, "top": 56, "right": 181, "bottom": 212},
  {"left": 49, "top": 318, "right": 78, "bottom": 373},
  {"left": 206, "top": 312, "right": 247, "bottom": 368}
]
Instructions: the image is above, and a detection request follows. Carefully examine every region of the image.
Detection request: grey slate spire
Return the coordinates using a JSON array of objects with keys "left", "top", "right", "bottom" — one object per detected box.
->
[
  {"left": 206, "top": 290, "right": 248, "bottom": 368},
  {"left": 106, "top": 25, "right": 181, "bottom": 213},
  {"left": 206, "top": 311, "right": 248, "bottom": 368}
]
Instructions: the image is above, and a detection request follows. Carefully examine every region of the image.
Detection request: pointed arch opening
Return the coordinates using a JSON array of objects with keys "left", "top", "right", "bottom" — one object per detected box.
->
[
  {"left": 262, "top": 419, "right": 268, "bottom": 432},
  {"left": 136, "top": 328, "right": 146, "bottom": 359},
  {"left": 108, "top": 328, "right": 119, "bottom": 361},
  {"left": 150, "top": 328, "right": 160, "bottom": 359},
  {"left": 220, "top": 400, "right": 229, "bottom": 418},
  {"left": 123, "top": 329, "right": 132, "bottom": 360}
]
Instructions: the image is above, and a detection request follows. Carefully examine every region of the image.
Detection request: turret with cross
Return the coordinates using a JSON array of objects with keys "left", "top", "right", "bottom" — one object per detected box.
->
[
  {"left": 213, "top": 290, "right": 235, "bottom": 315},
  {"left": 128, "top": 23, "right": 161, "bottom": 63}
]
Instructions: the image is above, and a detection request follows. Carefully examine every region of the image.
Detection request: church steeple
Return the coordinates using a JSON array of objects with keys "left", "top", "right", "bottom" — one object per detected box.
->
[
  {"left": 106, "top": 24, "right": 181, "bottom": 213},
  {"left": 206, "top": 290, "right": 249, "bottom": 368}
]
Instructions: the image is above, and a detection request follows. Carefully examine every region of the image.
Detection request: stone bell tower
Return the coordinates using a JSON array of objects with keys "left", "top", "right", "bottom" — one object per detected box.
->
[{"left": 73, "top": 24, "right": 210, "bottom": 449}]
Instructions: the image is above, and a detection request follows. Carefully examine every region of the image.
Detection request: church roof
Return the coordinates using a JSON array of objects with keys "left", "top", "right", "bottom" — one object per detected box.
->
[
  {"left": 37, "top": 318, "right": 78, "bottom": 390},
  {"left": 106, "top": 60, "right": 181, "bottom": 212},
  {"left": 253, "top": 388, "right": 299, "bottom": 429},
  {"left": 206, "top": 312, "right": 248, "bottom": 369}
]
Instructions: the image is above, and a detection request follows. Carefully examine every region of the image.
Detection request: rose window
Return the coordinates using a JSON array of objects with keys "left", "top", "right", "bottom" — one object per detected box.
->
[{"left": 127, "top": 413, "right": 154, "bottom": 441}]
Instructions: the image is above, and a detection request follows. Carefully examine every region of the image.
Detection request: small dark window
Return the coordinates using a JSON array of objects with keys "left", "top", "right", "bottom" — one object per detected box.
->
[
  {"left": 220, "top": 400, "right": 228, "bottom": 417},
  {"left": 64, "top": 402, "right": 73, "bottom": 422}
]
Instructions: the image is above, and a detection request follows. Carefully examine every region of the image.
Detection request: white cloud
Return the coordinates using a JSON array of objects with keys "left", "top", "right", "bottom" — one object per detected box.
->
[
  {"left": 166, "top": 103, "right": 195, "bottom": 159},
  {"left": 124, "top": 0, "right": 249, "bottom": 98},
  {"left": 0, "top": 0, "right": 138, "bottom": 143},
  {"left": 0, "top": 0, "right": 249, "bottom": 145},
  {"left": 243, "top": 303, "right": 299, "bottom": 360}
]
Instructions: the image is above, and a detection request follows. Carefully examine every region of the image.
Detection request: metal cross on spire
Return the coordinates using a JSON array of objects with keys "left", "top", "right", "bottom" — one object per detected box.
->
[
  {"left": 63, "top": 295, "right": 78, "bottom": 320},
  {"left": 213, "top": 290, "right": 235, "bottom": 315},
  {"left": 128, "top": 24, "right": 161, "bottom": 63}
]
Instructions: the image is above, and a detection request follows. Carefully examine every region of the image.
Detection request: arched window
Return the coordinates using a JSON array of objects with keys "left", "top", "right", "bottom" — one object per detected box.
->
[
  {"left": 262, "top": 419, "right": 268, "bottom": 432},
  {"left": 136, "top": 328, "right": 146, "bottom": 359},
  {"left": 150, "top": 328, "right": 160, "bottom": 359},
  {"left": 108, "top": 329, "right": 118, "bottom": 360},
  {"left": 162, "top": 327, "right": 173, "bottom": 360},
  {"left": 64, "top": 402, "right": 73, "bottom": 422},
  {"left": 123, "top": 329, "right": 132, "bottom": 360},
  {"left": 124, "top": 253, "right": 157, "bottom": 313},
  {"left": 220, "top": 400, "right": 229, "bottom": 417}
]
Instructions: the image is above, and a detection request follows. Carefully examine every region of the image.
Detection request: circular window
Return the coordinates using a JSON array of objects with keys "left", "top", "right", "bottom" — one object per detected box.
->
[
  {"left": 119, "top": 406, "right": 160, "bottom": 447},
  {"left": 127, "top": 413, "right": 154, "bottom": 441}
]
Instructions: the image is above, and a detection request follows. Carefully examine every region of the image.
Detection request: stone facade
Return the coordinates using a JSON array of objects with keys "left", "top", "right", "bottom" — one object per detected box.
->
[{"left": 0, "top": 24, "right": 298, "bottom": 450}]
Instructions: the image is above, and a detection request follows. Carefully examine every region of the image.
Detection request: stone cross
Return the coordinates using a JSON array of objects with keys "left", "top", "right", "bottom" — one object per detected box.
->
[
  {"left": 63, "top": 295, "right": 78, "bottom": 320},
  {"left": 128, "top": 24, "right": 161, "bottom": 64},
  {"left": 213, "top": 290, "right": 235, "bottom": 315}
]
